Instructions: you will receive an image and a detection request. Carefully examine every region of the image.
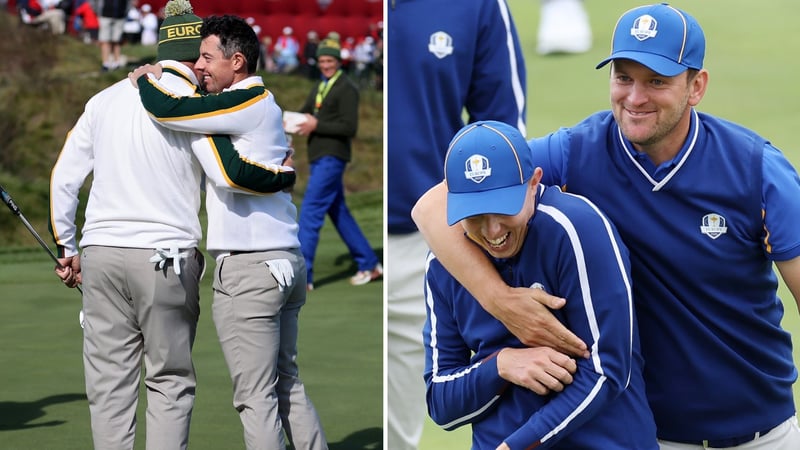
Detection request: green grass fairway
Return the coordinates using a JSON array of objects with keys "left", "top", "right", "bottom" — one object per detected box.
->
[
  {"left": 419, "top": 0, "right": 800, "bottom": 447},
  {"left": 0, "top": 190, "right": 382, "bottom": 449}
]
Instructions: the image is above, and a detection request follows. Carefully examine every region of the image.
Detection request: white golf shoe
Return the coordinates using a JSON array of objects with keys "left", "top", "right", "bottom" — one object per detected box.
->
[{"left": 537, "top": 0, "right": 593, "bottom": 55}]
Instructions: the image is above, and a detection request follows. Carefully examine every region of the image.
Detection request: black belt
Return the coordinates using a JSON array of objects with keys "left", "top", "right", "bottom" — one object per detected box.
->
[
  {"left": 679, "top": 425, "right": 775, "bottom": 448},
  {"left": 229, "top": 250, "right": 261, "bottom": 255}
]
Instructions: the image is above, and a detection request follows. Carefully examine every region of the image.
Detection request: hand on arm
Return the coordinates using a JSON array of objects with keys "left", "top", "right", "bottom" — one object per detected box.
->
[
  {"left": 496, "top": 347, "right": 576, "bottom": 395},
  {"left": 282, "top": 150, "right": 295, "bottom": 193},
  {"left": 283, "top": 141, "right": 295, "bottom": 167},
  {"left": 495, "top": 287, "right": 589, "bottom": 358},
  {"left": 128, "top": 63, "right": 163, "bottom": 88},
  {"left": 412, "top": 182, "right": 588, "bottom": 358}
]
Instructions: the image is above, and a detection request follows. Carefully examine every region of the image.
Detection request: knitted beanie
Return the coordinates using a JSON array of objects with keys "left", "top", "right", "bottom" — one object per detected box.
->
[
  {"left": 157, "top": 0, "right": 203, "bottom": 62},
  {"left": 316, "top": 37, "right": 341, "bottom": 60}
]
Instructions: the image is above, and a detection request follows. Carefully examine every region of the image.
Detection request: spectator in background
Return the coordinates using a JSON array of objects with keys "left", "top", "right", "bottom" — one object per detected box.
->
[
  {"left": 259, "top": 35, "right": 277, "bottom": 73},
  {"left": 18, "top": 0, "right": 67, "bottom": 34},
  {"left": 294, "top": 37, "right": 382, "bottom": 291},
  {"left": 339, "top": 36, "right": 354, "bottom": 74},
  {"left": 98, "top": 0, "right": 129, "bottom": 71},
  {"left": 139, "top": 3, "right": 158, "bottom": 46},
  {"left": 274, "top": 26, "right": 299, "bottom": 74},
  {"left": 352, "top": 36, "right": 375, "bottom": 89},
  {"left": 73, "top": 0, "right": 99, "bottom": 44},
  {"left": 300, "top": 30, "right": 320, "bottom": 80},
  {"left": 123, "top": 0, "right": 142, "bottom": 45}
]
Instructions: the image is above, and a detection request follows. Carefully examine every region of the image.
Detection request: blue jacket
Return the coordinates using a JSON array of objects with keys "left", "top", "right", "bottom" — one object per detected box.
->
[
  {"left": 531, "top": 109, "right": 800, "bottom": 441},
  {"left": 387, "top": 0, "right": 526, "bottom": 233},
  {"left": 424, "top": 185, "right": 657, "bottom": 449}
]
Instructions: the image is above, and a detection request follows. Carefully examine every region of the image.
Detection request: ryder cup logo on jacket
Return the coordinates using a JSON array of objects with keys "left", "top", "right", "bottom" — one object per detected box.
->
[
  {"left": 428, "top": 31, "right": 454, "bottom": 59},
  {"left": 631, "top": 14, "right": 658, "bottom": 41},
  {"left": 464, "top": 154, "right": 492, "bottom": 183},
  {"left": 700, "top": 213, "right": 728, "bottom": 239}
]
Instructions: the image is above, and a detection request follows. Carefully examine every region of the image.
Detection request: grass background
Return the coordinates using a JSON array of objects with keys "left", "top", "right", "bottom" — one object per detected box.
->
[{"left": 418, "top": 0, "right": 800, "bottom": 447}]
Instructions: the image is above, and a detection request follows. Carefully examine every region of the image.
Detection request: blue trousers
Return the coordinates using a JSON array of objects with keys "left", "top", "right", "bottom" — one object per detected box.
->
[{"left": 298, "top": 155, "right": 379, "bottom": 284}]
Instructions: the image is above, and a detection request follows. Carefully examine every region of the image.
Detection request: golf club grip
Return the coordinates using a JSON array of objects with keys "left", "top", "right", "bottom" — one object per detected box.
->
[{"left": 0, "top": 184, "right": 22, "bottom": 216}]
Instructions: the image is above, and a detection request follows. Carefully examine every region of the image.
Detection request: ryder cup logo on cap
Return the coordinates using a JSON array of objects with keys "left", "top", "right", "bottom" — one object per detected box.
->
[
  {"left": 596, "top": 3, "right": 705, "bottom": 77},
  {"left": 464, "top": 155, "right": 491, "bottom": 183},
  {"left": 631, "top": 15, "right": 658, "bottom": 40},
  {"left": 444, "top": 121, "right": 533, "bottom": 226}
]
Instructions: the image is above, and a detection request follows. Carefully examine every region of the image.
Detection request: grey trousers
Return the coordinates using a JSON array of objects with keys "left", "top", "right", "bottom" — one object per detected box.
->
[
  {"left": 212, "top": 249, "right": 327, "bottom": 450},
  {"left": 81, "top": 245, "right": 203, "bottom": 450}
]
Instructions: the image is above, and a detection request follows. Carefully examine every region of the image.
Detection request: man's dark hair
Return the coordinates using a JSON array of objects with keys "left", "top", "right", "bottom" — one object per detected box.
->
[{"left": 201, "top": 15, "right": 260, "bottom": 74}]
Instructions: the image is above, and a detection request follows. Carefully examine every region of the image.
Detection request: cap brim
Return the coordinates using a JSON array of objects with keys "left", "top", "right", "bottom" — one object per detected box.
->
[
  {"left": 595, "top": 51, "right": 689, "bottom": 77},
  {"left": 446, "top": 183, "right": 529, "bottom": 226}
]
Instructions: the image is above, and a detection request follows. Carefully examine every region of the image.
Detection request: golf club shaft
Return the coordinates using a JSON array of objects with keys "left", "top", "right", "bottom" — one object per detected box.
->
[{"left": 1, "top": 184, "right": 83, "bottom": 294}]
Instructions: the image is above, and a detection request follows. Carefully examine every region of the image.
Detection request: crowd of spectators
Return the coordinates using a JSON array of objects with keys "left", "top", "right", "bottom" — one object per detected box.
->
[
  {"left": 16, "top": 0, "right": 68, "bottom": 34},
  {"left": 14, "top": 0, "right": 158, "bottom": 46},
  {"left": 10, "top": 1, "right": 383, "bottom": 89},
  {"left": 253, "top": 19, "right": 383, "bottom": 90}
]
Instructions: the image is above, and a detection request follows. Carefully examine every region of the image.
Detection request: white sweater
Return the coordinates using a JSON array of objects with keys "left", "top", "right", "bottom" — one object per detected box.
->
[
  {"left": 137, "top": 74, "right": 300, "bottom": 258},
  {"left": 50, "top": 62, "right": 205, "bottom": 256}
]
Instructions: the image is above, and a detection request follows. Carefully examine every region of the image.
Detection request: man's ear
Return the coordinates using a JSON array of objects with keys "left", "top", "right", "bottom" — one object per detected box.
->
[
  {"left": 232, "top": 52, "right": 246, "bottom": 71},
  {"left": 530, "top": 167, "right": 544, "bottom": 187},
  {"left": 688, "top": 69, "right": 709, "bottom": 107}
]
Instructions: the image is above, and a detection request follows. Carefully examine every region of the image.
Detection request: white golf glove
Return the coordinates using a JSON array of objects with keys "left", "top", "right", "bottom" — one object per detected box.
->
[
  {"left": 265, "top": 259, "right": 294, "bottom": 292},
  {"left": 150, "top": 247, "right": 189, "bottom": 275}
]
